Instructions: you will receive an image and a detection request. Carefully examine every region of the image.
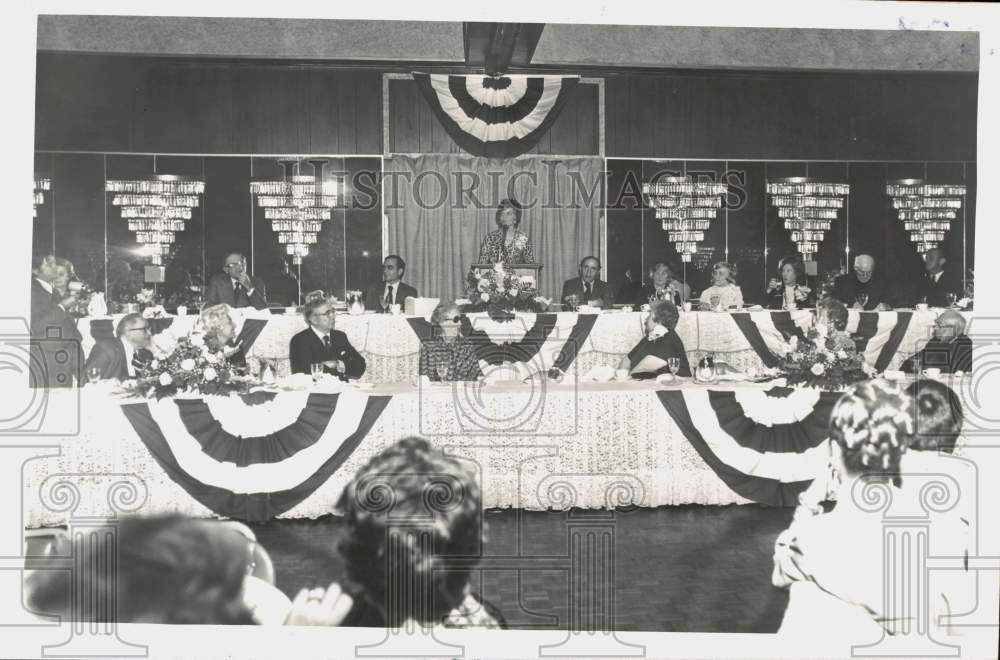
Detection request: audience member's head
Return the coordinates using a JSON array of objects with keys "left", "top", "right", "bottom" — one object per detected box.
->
[
  {"left": 27, "top": 515, "right": 255, "bottom": 625},
  {"left": 383, "top": 255, "right": 405, "bottom": 283},
  {"left": 336, "top": 436, "right": 483, "bottom": 627},
  {"left": 829, "top": 380, "right": 913, "bottom": 487},
  {"left": 778, "top": 257, "right": 805, "bottom": 286},
  {"left": 197, "top": 304, "right": 237, "bottom": 348},
  {"left": 924, "top": 247, "right": 947, "bottom": 275},
  {"left": 303, "top": 298, "right": 336, "bottom": 333},
  {"left": 933, "top": 310, "right": 967, "bottom": 342},
  {"left": 495, "top": 198, "right": 522, "bottom": 229},
  {"left": 430, "top": 301, "right": 462, "bottom": 332},
  {"left": 710, "top": 261, "right": 737, "bottom": 287},
  {"left": 647, "top": 299, "right": 680, "bottom": 334},
  {"left": 906, "top": 380, "right": 963, "bottom": 453},
  {"left": 579, "top": 256, "right": 601, "bottom": 284},
  {"left": 116, "top": 313, "right": 152, "bottom": 349},
  {"left": 818, "top": 297, "right": 849, "bottom": 331},
  {"left": 853, "top": 254, "right": 876, "bottom": 283}
]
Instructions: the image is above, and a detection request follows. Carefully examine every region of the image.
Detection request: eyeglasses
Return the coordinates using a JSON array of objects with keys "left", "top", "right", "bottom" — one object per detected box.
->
[
  {"left": 127, "top": 325, "right": 150, "bottom": 333},
  {"left": 312, "top": 310, "right": 335, "bottom": 318},
  {"left": 225, "top": 262, "right": 243, "bottom": 269}
]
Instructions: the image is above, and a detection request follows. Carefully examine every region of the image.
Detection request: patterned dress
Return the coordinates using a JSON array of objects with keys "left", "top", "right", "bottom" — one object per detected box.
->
[
  {"left": 419, "top": 335, "right": 483, "bottom": 381},
  {"left": 477, "top": 229, "right": 534, "bottom": 264}
]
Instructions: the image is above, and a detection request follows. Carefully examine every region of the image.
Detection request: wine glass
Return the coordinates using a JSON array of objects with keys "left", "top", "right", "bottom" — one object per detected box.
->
[
  {"left": 380, "top": 296, "right": 390, "bottom": 314},
  {"left": 87, "top": 366, "right": 102, "bottom": 384},
  {"left": 946, "top": 293, "right": 958, "bottom": 308},
  {"left": 855, "top": 293, "right": 869, "bottom": 310},
  {"left": 435, "top": 364, "right": 449, "bottom": 382},
  {"left": 310, "top": 363, "right": 324, "bottom": 383},
  {"left": 666, "top": 357, "right": 680, "bottom": 375},
  {"left": 710, "top": 295, "right": 721, "bottom": 312}
]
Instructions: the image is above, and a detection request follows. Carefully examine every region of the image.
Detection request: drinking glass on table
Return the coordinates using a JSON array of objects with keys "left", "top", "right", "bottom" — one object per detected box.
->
[
  {"left": 855, "top": 293, "right": 869, "bottom": 310},
  {"left": 946, "top": 293, "right": 958, "bottom": 308},
  {"left": 435, "top": 364, "right": 449, "bottom": 382},
  {"left": 310, "top": 363, "right": 324, "bottom": 383},
  {"left": 87, "top": 366, "right": 102, "bottom": 383},
  {"left": 380, "top": 296, "right": 390, "bottom": 314},
  {"left": 710, "top": 295, "right": 721, "bottom": 312},
  {"left": 666, "top": 357, "right": 680, "bottom": 375}
]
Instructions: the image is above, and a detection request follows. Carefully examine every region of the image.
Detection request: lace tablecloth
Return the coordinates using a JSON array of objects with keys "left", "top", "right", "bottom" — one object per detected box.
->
[
  {"left": 22, "top": 381, "right": 766, "bottom": 527},
  {"left": 78, "top": 309, "right": 953, "bottom": 383}
]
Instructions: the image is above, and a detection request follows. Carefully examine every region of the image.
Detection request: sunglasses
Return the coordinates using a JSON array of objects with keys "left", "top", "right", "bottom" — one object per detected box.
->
[{"left": 443, "top": 315, "right": 462, "bottom": 323}]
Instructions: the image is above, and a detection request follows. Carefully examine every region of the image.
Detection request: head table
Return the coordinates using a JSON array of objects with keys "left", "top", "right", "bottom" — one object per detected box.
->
[
  {"left": 25, "top": 370, "right": 968, "bottom": 528},
  {"left": 76, "top": 308, "right": 969, "bottom": 385}
]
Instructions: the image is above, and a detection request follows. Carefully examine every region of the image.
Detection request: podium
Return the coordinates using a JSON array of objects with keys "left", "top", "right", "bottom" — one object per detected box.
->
[{"left": 471, "top": 263, "right": 543, "bottom": 287}]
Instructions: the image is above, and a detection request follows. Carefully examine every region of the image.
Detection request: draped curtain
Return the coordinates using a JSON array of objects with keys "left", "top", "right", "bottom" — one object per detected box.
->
[{"left": 384, "top": 155, "right": 603, "bottom": 302}]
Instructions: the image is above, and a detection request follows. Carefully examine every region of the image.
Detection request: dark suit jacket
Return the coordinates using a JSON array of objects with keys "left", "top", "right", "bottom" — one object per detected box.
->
[
  {"left": 364, "top": 281, "right": 418, "bottom": 311},
  {"left": 627, "top": 331, "right": 692, "bottom": 377},
  {"left": 84, "top": 338, "right": 153, "bottom": 381},
  {"left": 901, "top": 334, "right": 973, "bottom": 374},
  {"left": 204, "top": 273, "right": 268, "bottom": 310},
  {"left": 561, "top": 277, "right": 614, "bottom": 310},
  {"left": 30, "top": 277, "right": 82, "bottom": 387},
  {"left": 289, "top": 328, "right": 366, "bottom": 380},
  {"left": 832, "top": 273, "right": 891, "bottom": 310},
  {"left": 918, "top": 268, "right": 964, "bottom": 308}
]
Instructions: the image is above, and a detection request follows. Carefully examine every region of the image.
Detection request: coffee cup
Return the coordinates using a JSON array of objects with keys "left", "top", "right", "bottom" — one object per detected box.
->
[
  {"left": 615, "top": 368, "right": 630, "bottom": 381},
  {"left": 922, "top": 367, "right": 942, "bottom": 378},
  {"left": 176, "top": 306, "right": 187, "bottom": 317},
  {"left": 621, "top": 305, "right": 634, "bottom": 313},
  {"left": 915, "top": 303, "right": 929, "bottom": 312},
  {"left": 389, "top": 303, "right": 401, "bottom": 315},
  {"left": 682, "top": 302, "right": 693, "bottom": 312}
]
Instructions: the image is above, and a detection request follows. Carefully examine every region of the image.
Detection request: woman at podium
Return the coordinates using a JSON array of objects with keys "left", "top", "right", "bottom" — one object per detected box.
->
[{"left": 477, "top": 198, "right": 535, "bottom": 265}]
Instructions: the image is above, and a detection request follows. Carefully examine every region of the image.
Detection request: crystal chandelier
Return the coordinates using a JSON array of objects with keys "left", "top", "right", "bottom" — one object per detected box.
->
[
  {"left": 33, "top": 177, "right": 50, "bottom": 218},
  {"left": 250, "top": 160, "right": 338, "bottom": 265},
  {"left": 106, "top": 174, "right": 205, "bottom": 265},
  {"left": 642, "top": 176, "right": 728, "bottom": 262},
  {"left": 885, "top": 179, "right": 966, "bottom": 254},
  {"left": 766, "top": 177, "right": 849, "bottom": 259}
]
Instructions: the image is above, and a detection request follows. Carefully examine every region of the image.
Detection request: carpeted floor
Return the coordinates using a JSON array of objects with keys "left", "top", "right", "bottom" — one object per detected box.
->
[{"left": 249, "top": 504, "right": 794, "bottom": 633}]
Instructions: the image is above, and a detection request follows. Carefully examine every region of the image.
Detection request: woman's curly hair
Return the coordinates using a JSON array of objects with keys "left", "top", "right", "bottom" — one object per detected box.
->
[
  {"left": 196, "top": 303, "right": 236, "bottom": 349},
  {"left": 649, "top": 299, "right": 680, "bottom": 331},
  {"left": 830, "top": 380, "right": 913, "bottom": 487},
  {"left": 336, "top": 436, "right": 483, "bottom": 627},
  {"left": 27, "top": 515, "right": 255, "bottom": 625}
]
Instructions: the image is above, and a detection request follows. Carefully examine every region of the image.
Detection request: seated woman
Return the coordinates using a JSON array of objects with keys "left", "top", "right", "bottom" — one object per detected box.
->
[
  {"left": 476, "top": 198, "right": 534, "bottom": 265},
  {"left": 287, "top": 437, "right": 506, "bottom": 629},
  {"left": 196, "top": 303, "right": 243, "bottom": 359},
  {"left": 26, "top": 515, "right": 263, "bottom": 625},
  {"left": 772, "top": 380, "right": 968, "bottom": 639},
  {"left": 418, "top": 301, "right": 483, "bottom": 382},
  {"left": 698, "top": 261, "right": 744, "bottom": 310},
  {"left": 639, "top": 261, "right": 691, "bottom": 306},
  {"left": 766, "top": 257, "right": 815, "bottom": 310},
  {"left": 618, "top": 299, "right": 691, "bottom": 377}
]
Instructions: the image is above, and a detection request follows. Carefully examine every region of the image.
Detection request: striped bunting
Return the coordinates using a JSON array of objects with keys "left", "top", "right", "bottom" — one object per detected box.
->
[
  {"left": 657, "top": 387, "right": 842, "bottom": 506},
  {"left": 407, "top": 313, "right": 598, "bottom": 376},
  {"left": 412, "top": 73, "right": 579, "bottom": 157},
  {"left": 729, "top": 311, "right": 813, "bottom": 368},
  {"left": 120, "top": 391, "right": 391, "bottom": 521},
  {"left": 845, "top": 311, "right": 913, "bottom": 372}
]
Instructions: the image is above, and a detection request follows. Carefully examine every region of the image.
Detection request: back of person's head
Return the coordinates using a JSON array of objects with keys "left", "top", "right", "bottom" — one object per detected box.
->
[
  {"left": 906, "top": 380, "right": 963, "bottom": 453},
  {"left": 830, "top": 380, "right": 913, "bottom": 487},
  {"left": 336, "top": 436, "right": 482, "bottom": 627},
  {"left": 649, "top": 299, "right": 680, "bottom": 331},
  {"left": 27, "top": 515, "right": 255, "bottom": 625}
]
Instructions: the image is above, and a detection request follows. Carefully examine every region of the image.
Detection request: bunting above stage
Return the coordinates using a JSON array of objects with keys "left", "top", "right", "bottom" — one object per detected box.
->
[{"left": 412, "top": 73, "right": 580, "bottom": 157}]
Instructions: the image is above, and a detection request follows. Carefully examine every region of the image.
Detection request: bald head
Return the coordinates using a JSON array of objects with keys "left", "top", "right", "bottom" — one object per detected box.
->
[
  {"left": 934, "top": 310, "right": 966, "bottom": 341},
  {"left": 853, "top": 254, "right": 875, "bottom": 283}
]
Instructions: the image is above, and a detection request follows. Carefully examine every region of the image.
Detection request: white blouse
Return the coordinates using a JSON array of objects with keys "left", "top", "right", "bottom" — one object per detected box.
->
[{"left": 700, "top": 283, "right": 744, "bottom": 310}]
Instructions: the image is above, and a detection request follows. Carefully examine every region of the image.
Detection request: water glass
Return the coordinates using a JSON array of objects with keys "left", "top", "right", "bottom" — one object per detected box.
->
[
  {"left": 87, "top": 366, "right": 102, "bottom": 383},
  {"left": 856, "top": 294, "right": 869, "bottom": 309},
  {"left": 310, "top": 363, "right": 324, "bottom": 383},
  {"left": 710, "top": 295, "right": 721, "bottom": 311},
  {"left": 666, "top": 357, "right": 680, "bottom": 375},
  {"left": 435, "top": 365, "right": 449, "bottom": 382},
  {"left": 946, "top": 293, "right": 958, "bottom": 308}
]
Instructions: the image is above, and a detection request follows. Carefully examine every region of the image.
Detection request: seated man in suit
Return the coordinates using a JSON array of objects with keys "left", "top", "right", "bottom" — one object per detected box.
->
[
  {"left": 290, "top": 299, "right": 366, "bottom": 380},
  {"left": 901, "top": 310, "right": 973, "bottom": 374},
  {"left": 364, "top": 255, "right": 418, "bottom": 312},
  {"left": 918, "top": 248, "right": 964, "bottom": 308},
  {"left": 84, "top": 313, "right": 153, "bottom": 381},
  {"left": 30, "top": 255, "right": 83, "bottom": 387},
  {"left": 832, "top": 254, "right": 891, "bottom": 311},
  {"left": 561, "top": 256, "right": 614, "bottom": 310},
  {"left": 204, "top": 253, "right": 268, "bottom": 310}
]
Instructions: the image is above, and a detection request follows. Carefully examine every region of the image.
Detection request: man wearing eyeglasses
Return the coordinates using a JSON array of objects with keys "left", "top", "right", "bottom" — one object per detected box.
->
[
  {"left": 289, "top": 299, "right": 366, "bottom": 380},
  {"left": 364, "top": 255, "right": 418, "bottom": 312},
  {"left": 204, "top": 252, "right": 268, "bottom": 310},
  {"left": 84, "top": 313, "right": 154, "bottom": 381},
  {"left": 901, "top": 309, "right": 972, "bottom": 374},
  {"left": 832, "top": 254, "right": 892, "bottom": 311}
]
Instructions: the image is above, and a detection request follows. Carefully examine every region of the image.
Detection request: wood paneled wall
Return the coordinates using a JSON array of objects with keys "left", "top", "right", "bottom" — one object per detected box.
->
[
  {"left": 35, "top": 54, "right": 382, "bottom": 154},
  {"left": 605, "top": 72, "right": 977, "bottom": 161}
]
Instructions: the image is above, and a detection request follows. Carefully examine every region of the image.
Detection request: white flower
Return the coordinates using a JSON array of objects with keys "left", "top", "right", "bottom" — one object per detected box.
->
[
  {"left": 205, "top": 352, "right": 218, "bottom": 364},
  {"left": 159, "top": 372, "right": 173, "bottom": 386},
  {"left": 481, "top": 293, "right": 490, "bottom": 303},
  {"left": 151, "top": 331, "right": 178, "bottom": 357},
  {"left": 788, "top": 336, "right": 799, "bottom": 349},
  {"left": 498, "top": 287, "right": 506, "bottom": 296},
  {"left": 150, "top": 359, "right": 159, "bottom": 370},
  {"left": 188, "top": 333, "right": 205, "bottom": 348},
  {"left": 815, "top": 324, "right": 829, "bottom": 338},
  {"left": 203, "top": 367, "right": 217, "bottom": 382},
  {"left": 180, "top": 358, "right": 196, "bottom": 371},
  {"left": 810, "top": 363, "right": 826, "bottom": 376},
  {"left": 836, "top": 350, "right": 848, "bottom": 360},
  {"left": 493, "top": 261, "right": 505, "bottom": 273}
]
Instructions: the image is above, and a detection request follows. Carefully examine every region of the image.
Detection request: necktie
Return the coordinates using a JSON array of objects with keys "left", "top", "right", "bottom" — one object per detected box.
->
[
  {"left": 234, "top": 281, "right": 243, "bottom": 302},
  {"left": 584, "top": 283, "right": 592, "bottom": 299},
  {"left": 131, "top": 352, "right": 145, "bottom": 376},
  {"left": 323, "top": 334, "right": 331, "bottom": 351},
  {"left": 385, "top": 285, "right": 394, "bottom": 308}
]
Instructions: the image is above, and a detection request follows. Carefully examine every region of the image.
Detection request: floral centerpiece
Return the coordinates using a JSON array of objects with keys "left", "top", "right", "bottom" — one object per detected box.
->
[
  {"left": 777, "top": 322, "right": 872, "bottom": 390},
  {"left": 133, "top": 331, "right": 247, "bottom": 399},
  {"left": 464, "top": 262, "right": 547, "bottom": 321}
]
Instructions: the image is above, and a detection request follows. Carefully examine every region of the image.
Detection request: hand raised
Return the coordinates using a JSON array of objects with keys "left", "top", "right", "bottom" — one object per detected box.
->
[{"left": 285, "top": 582, "right": 354, "bottom": 626}]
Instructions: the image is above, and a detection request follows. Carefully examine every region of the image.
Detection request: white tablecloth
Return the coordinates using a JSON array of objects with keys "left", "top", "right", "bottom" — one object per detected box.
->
[{"left": 77, "top": 309, "right": 961, "bottom": 383}]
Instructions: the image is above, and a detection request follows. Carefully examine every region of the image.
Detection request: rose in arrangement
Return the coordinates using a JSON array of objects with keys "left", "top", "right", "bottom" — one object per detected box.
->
[
  {"left": 464, "top": 262, "right": 545, "bottom": 321},
  {"left": 778, "top": 323, "right": 867, "bottom": 390},
  {"left": 134, "top": 334, "right": 246, "bottom": 399}
]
